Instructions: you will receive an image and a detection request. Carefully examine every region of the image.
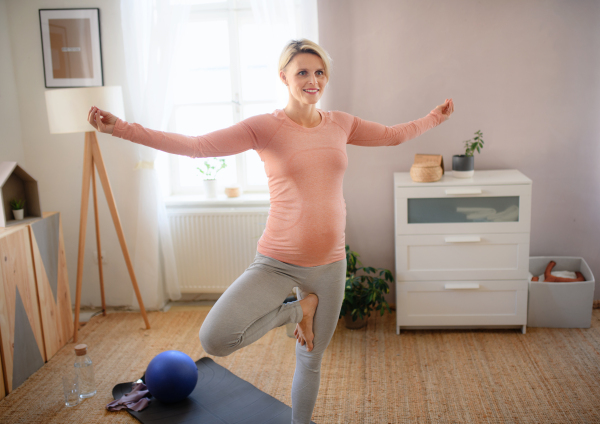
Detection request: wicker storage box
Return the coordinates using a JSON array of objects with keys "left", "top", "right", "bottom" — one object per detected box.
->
[{"left": 410, "top": 154, "right": 444, "bottom": 182}]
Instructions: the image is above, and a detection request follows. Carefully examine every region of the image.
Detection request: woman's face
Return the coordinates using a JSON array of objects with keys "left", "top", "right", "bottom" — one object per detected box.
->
[{"left": 280, "top": 53, "right": 328, "bottom": 106}]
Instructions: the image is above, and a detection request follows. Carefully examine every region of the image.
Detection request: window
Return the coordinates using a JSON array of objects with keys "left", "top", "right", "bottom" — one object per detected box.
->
[{"left": 165, "top": 0, "right": 315, "bottom": 196}]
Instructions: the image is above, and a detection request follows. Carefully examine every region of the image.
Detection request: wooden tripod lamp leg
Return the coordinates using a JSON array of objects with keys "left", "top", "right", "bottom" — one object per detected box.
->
[
  {"left": 88, "top": 132, "right": 151, "bottom": 330},
  {"left": 73, "top": 134, "right": 94, "bottom": 343},
  {"left": 91, "top": 165, "right": 107, "bottom": 316}
]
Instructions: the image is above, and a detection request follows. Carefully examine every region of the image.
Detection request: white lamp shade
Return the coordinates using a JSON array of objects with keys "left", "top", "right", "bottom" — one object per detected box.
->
[{"left": 45, "top": 86, "right": 126, "bottom": 134}]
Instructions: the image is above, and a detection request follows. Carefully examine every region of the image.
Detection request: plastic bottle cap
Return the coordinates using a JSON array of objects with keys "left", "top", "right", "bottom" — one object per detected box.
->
[{"left": 75, "top": 344, "right": 88, "bottom": 356}]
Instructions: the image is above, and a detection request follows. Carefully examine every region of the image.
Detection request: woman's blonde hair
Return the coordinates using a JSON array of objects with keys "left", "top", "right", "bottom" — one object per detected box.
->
[{"left": 278, "top": 38, "right": 333, "bottom": 80}]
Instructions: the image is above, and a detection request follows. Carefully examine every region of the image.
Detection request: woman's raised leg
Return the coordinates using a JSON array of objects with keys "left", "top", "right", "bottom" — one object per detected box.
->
[{"left": 199, "top": 254, "right": 304, "bottom": 357}]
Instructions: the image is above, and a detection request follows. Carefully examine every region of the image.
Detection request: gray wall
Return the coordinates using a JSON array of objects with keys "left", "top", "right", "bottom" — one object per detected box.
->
[{"left": 318, "top": 0, "right": 600, "bottom": 302}]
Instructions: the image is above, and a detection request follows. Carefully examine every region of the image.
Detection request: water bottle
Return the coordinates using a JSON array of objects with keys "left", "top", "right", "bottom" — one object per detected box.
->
[{"left": 74, "top": 344, "right": 96, "bottom": 398}]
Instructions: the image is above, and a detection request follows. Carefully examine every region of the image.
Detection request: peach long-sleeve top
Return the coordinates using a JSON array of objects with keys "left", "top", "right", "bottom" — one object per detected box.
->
[{"left": 112, "top": 108, "right": 445, "bottom": 267}]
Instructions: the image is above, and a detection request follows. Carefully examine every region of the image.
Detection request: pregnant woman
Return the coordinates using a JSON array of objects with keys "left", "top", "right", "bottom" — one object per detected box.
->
[{"left": 88, "top": 38, "right": 454, "bottom": 423}]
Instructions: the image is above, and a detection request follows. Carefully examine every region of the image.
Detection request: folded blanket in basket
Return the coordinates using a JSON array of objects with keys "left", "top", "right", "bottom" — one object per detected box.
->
[
  {"left": 529, "top": 260, "right": 585, "bottom": 283},
  {"left": 529, "top": 271, "right": 577, "bottom": 282}
]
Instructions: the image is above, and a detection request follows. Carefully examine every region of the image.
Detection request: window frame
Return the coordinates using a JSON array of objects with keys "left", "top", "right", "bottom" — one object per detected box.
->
[{"left": 167, "top": 0, "right": 273, "bottom": 196}]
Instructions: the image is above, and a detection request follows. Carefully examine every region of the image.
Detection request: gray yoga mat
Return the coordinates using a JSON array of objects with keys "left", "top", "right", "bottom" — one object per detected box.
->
[{"left": 112, "top": 356, "right": 315, "bottom": 424}]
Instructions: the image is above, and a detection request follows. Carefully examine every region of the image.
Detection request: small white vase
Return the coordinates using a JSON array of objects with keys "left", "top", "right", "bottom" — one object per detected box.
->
[
  {"left": 13, "top": 209, "right": 24, "bottom": 220},
  {"left": 203, "top": 179, "right": 217, "bottom": 198}
]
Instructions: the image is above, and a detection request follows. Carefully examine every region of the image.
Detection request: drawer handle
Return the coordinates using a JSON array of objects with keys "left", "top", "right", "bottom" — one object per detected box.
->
[
  {"left": 445, "top": 188, "right": 483, "bottom": 195},
  {"left": 445, "top": 283, "right": 480, "bottom": 290},
  {"left": 444, "top": 235, "right": 481, "bottom": 243}
]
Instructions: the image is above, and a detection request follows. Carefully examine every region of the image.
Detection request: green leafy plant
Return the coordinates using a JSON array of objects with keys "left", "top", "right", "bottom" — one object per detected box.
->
[
  {"left": 197, "top": 158, "right": 227, "bottom": 180},
  {"left": 463, "top": 130, "right": 484, "bottom": 156},
  {"left": 339, "top": 244, "right": 393, "bottom": 322},
  {"left": 10, "top": 199, "right": 25, "bottom": 210}
]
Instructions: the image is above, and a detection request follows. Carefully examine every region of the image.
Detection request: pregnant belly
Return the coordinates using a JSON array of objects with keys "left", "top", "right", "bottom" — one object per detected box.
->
[{"left": 265, "top": 197, "right": 346, "bottom": 257}]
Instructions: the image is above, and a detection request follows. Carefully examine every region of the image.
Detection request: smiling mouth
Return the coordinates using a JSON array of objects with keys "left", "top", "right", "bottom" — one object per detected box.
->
[{"left": 303, "top": 89, "right": 319, "bottom": 93}]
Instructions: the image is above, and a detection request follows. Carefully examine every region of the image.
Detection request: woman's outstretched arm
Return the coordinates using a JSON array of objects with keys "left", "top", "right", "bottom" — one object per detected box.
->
[
  {"left": 87, "top": 106, "right": 262, "bottom": 158},
  {"left": 345, "top": 99, "right": 454, "bottom": 147}
]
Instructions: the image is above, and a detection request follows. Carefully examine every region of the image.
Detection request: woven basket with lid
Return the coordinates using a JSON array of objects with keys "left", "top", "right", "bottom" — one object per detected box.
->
[
  {"left": 410, "top": 161, "right": 443, "bottom": 182},
  {"left": 409, "top": 154, "right": 444, "bottom": 182}
]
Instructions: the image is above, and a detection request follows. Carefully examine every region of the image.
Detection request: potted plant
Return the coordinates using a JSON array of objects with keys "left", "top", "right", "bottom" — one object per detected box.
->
[
  {"left": 452, "top": 130, "right": 484, "bottom": 178},
  {"left": 197, "top": 158, "right": 227, "bottom": 198},
  {"left": 339, "top": 244, "right": 393, "bottom": 329},
  {"left": 10, "top": 198, "right": 25, "bottom": 220}
]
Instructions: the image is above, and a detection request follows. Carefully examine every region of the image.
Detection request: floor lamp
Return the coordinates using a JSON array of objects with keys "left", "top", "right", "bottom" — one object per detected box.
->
[{"left": 45, "top": 86, "right": 150, "bottom": 343}]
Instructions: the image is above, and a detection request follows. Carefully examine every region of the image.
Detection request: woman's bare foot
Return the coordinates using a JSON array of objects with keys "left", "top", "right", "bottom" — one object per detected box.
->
[{"left": 294, "top": 293, "right": 319, "bottom": 352}]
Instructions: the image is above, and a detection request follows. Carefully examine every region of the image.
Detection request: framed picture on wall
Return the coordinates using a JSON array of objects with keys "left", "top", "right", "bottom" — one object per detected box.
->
[{"left": 39, "top": 8, "right": 103, "bottom": 88}]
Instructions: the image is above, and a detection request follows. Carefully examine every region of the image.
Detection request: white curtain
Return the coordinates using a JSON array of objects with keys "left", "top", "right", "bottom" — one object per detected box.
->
[
  {"left": 250, "top": 0, "right": 319, "bottom": 41},
  {"left": 250, "top": 0, "right": 319, "bottom": 107},
  {"left": 120, "top": 0, "right": 190, "bottom": 309}
]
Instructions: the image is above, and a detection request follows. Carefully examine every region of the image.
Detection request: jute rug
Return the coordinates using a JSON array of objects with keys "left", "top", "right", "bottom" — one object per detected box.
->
[{"left": 0, "top": 306, "right": 599, "bottom": 423}]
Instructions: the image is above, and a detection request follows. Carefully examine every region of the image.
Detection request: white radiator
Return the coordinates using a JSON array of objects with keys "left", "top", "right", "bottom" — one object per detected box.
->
[{"left": 168, "top": 207, "right": 269, "bottom": 293}]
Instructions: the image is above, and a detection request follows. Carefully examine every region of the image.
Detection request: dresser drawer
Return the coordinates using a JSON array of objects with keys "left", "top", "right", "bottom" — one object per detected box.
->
[
  {"left": 395, "top": 184, "right": 531, "bottom": 235},
  {"left": 396, "top": 280, "right": 528, "bottom": 327},
  {"left": 395, "top": 233, "right": 530, "bottom": 281}
]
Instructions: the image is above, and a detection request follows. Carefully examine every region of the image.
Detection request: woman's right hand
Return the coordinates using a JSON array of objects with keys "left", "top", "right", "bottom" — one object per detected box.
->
[{"left": 87, "top": 106, "right": 118, "bottom": 134}]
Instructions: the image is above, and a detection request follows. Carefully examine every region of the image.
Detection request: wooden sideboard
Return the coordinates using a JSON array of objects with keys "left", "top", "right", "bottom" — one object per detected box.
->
[{"left": 0, "top": 211, "right": 72, "bottom": 398}]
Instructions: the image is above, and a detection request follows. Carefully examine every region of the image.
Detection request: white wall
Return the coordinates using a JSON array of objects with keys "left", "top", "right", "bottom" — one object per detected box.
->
[
  {"left": 319, "top": 0, "right": 600, "bottom": 302},
  {"left": 3, "top": 0, "right": 142, "bottom": 309},
  {"left": 0, "top": 0, "right": 25, "bottom": 165}
]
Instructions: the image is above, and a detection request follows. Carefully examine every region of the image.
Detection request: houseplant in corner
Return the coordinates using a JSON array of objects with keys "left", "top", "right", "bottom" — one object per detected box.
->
[
  {"left": 452, "top": 130, "right": 484, "bottom": 178},
  {"left": 10, "top": 198, "right": 25, "bottom": 220},
  {"left": 197, "top": 158, "right": 227, "bottom": 198},
  {"left": 340, "top": 244, "right": 393, "bottom": 329}
]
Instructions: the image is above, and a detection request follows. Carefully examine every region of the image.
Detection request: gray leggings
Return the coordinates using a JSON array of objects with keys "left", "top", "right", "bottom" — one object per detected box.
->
[{"left": 199, "top": 251, "right": 347, "bottom": 424}]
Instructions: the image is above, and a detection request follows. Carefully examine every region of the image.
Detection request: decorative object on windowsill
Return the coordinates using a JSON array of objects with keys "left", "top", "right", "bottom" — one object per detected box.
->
[
  {"left": 225, "top": 185, "right": 241, "bottom": 198},
  {"left": 9, "top": 198, "right": 25, "bottom": 220},
  {"left": 452, "top": 130, "right": 484, "bottom": 178},
  {"left": 197, "top": 158, "right": 227, "bottom": 199},
  {"left": 340, "top": 244, "right": 393, "bottom": 329},
  {"left": 410, "top": 154, "right": 444, "bottom": 182}
]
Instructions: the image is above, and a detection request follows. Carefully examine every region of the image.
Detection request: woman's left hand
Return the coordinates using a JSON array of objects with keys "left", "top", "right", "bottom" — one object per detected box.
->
[{"left": 434, "top": 98, "right": 454, "bottom": 121}]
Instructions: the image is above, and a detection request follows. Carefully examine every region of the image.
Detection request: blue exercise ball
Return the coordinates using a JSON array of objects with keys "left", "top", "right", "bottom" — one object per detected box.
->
[{"left": 145, "top": 350, "right": 198, "bottom": 403}]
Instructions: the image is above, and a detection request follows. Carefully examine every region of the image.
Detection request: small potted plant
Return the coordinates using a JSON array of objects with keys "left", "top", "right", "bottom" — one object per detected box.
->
[
  {"left": 10, "top": 198, "right": 25, "bottom": 220},
  {"left": 197, "top": 158, "right": 227, "bottom": 198},
  {"left": 452, "top": 130, "right": 484, "bottom": 178},
  {"left": 339, "top": 244, "right": 393, "bottom": 329}
]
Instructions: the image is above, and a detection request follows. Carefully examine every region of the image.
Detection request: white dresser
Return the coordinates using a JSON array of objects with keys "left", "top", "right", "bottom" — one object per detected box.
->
[{"left": 394, "top": 169, "right": 532, "bottom": 335}]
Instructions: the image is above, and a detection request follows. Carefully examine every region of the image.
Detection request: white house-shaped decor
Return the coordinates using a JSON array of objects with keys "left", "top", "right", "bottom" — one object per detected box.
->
[{"left": 0, "top": 162, "right": 42, "bottom": 227}]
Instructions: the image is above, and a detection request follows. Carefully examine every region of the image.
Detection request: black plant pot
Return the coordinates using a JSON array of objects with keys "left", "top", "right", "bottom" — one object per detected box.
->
[{"left": 452, "top": 155, "right": 474, "bottom": 178}]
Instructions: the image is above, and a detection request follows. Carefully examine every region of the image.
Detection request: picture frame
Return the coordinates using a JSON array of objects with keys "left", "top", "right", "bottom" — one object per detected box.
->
[{"left": 39, "top": 8, "right": 103, "bottom": 88}]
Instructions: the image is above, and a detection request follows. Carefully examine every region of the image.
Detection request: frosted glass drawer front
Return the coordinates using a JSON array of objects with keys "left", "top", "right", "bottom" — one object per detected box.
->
[
  {"left": 396, "top": 233, "right": 530, "bottom": 280},
  {"left": 396, "top": 280, "right": 528, "bottom": 327},
  {"left": 408, "top": 196, "right": 519, "bottom": 223},
  {"left": 396, "top": 184, "right": 531, "bottom": 235}
]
